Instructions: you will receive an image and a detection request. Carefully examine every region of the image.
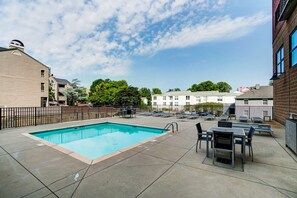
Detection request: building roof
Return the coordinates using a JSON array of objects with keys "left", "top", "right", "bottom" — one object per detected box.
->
[
  {"left": 153, "top": 90, "right": 242, "bottom": 97},
  {"left": 0, "top": 47, "right": 50, "bottom": 69},
  {"left": 236, "top": 86, "right": 273, "bottom": 99},
  {"left": 54, "top": 77, "right": 70, "bottom": 85}
]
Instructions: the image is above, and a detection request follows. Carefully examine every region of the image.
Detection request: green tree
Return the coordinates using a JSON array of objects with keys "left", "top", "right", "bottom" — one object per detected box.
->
[
  {"left": 114, "top": 86, "right": 141, "bottom": 107},
  {"left": 188, "top": 81, "right": 218, "bottom": 92},
  {"left": 49, "top": 81, "right": 55, "bottom": 101},
  {"left": 216, "top": 82, "right": 232, "bottom": 92},
  {"left": 152, "top": 88, "right": 162, "bottom": 94},
  {"left": 89, "top": 79, "right": 128, "bottom": 106},
  {"left": 168, "top": 88, "right": 181, "bottom": 92},
  {"left": 64, "top": 87, "right": 79, "bottom": 106},
  {"left": 139, "top": 87, "right": 152, "bottom": 105},
  {"left": 89, "top": 79, "right": 105, "bottom": 97},
  {"left": 70, "top": 78, "right": 80, "bottom": 89}
]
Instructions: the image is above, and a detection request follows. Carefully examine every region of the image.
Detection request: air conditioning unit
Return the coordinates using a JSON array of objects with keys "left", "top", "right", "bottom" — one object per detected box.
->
[{"left": 285, "top": 119, "right": 297, "bottom": 154}]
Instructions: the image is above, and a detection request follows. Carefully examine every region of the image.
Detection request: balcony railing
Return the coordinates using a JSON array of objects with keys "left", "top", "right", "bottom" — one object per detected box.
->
[{"left": 276, "top": 0, "right": 297, "bottom": 21}]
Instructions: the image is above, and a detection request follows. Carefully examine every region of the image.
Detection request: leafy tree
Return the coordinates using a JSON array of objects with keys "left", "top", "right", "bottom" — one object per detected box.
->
[
  {"left": 168, "top": 88, "right": 181, "bottom": 92},
  {"left": 64, "top": 87, "right": 79, "bottom": 106},
  {"left": 77, "top": 87, "right": 88, "bottom": 104},
  {"left": 89, "top": 79, "right": 105, "bottom": 97},
  {"left": 188, "top": 81, "right": 218, "bottom": 92},
  {"left": 70, "top": 78, "right": 80, "bottom": 89},
  {"left": 114, "top": 86, "right": 141, "bottom": 107},
  {"left": 67, "top": 79, "right": 89, "bottom": 104},
  {"left": 49, "top": 81, "right": 55, "bottom": 101},
  {"left": 89, "top": 79, "right": 128, "bottom": 106},
  {"left": 188, "top": 81, "right": 231, "bottom": 92},
  {"left": 152, "top": 88, "right": 162, "bottom": 94},
  {"left": 139, "top": 87, "right": 152, "bottom": 105},
  {"left": 216, "top": 82, "right": 232, "bottom": 92}
]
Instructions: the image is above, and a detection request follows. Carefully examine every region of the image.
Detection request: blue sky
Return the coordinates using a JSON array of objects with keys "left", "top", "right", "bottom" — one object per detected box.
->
[{"left": 0, "top": 0, "right": 272, "bottom": 92}]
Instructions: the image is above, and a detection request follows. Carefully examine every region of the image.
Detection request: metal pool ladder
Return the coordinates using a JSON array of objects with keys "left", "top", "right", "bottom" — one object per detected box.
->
[{"left": 164, "top": 122, "right": 178, "bottom": 133}]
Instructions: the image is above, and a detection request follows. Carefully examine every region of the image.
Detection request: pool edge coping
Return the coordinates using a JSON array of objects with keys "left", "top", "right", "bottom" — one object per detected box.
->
[{"left": 22, "top": 123, "right": 172, "bottom": 165}]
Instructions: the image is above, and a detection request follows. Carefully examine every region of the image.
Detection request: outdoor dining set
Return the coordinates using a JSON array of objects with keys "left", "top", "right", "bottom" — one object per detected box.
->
[{"left": 195, "top": 121, "right": 256, "bottom": 171}]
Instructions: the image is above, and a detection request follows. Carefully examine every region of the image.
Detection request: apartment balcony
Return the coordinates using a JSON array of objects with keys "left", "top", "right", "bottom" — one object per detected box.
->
[
  {"left": 58, "top": 96, "right": 67, "bottom": 101},
  {"left": 276, "top": 0, "right": 297, "bottom": 21}
]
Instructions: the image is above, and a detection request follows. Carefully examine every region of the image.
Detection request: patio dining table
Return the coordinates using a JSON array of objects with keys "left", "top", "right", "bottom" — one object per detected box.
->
[{"left": 207, "top": 127, "right": 246, "bottom": 163}]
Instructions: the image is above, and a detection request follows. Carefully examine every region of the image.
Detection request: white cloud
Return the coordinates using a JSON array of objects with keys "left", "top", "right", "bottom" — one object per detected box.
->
[{"left": 0, "top": 0, "right": 270, "bottom": 79}]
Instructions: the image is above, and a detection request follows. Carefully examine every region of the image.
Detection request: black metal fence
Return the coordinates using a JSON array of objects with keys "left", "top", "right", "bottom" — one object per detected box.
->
[{"left": 0, "top": 106, "right": 123, "bottom": 130}]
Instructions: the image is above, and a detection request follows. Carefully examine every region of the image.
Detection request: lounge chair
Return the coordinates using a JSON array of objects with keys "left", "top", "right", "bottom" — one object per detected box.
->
[
  {"left": 204, "top": 114, "right": 215, "bottom": 120},
  {"left": 161, "top": 113, "right": 172, "bottom": 118},
  {"left": 239, "top": 116, "right": 248, "bottom": 122},
  {"left": 187, "top": 114, "right": 199, "bottom": 119},
  {"left": 219, "top": 115, "right": 229, "bottom": 121},
  {"left": 176, "top": 114, "right": 189, "bottom": 119},
  {"left": 251, "top": 117, "right": 263, "bottom": 123}
]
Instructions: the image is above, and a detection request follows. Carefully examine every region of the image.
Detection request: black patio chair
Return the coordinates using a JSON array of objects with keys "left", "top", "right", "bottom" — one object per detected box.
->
[
  {"left": 195, "top": 123, "right": 212, "bottom": 152},
  {"left": 218, "top": 121, "right": 232, "bottom": 128},
  {"left": 235, "top": 127, "right": 255, "bottom": 161},
  {"left": 213, "top": 131, "right": 235, "bottom": 168}
]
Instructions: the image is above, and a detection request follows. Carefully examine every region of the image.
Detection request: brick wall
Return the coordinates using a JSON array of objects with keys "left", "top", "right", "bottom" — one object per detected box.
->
[{"left": 273, "top": 2, "right": 297, "bottom": 124}]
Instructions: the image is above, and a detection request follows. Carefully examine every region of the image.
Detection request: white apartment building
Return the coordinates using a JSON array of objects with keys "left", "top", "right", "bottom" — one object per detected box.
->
[
  {"left": 235, "top": 85, "right": 273, "bottom": 119},
  {"left": 152, "top": 91, "right": 242, "bottom": 112}
]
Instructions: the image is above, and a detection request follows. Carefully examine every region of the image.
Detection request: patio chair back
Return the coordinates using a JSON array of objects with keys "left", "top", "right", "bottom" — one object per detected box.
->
[
  {"left": 196, "top": 123, "right": 203, "bottom": 139},
  {"left": 247, "top": 127, "right": 255, "bottom": 144},
  {"left": 213, "top": 131, "right": 234, "bottom": 150},
  {"left": 218, "top": 121, "right": 232, "bottom": 128}
]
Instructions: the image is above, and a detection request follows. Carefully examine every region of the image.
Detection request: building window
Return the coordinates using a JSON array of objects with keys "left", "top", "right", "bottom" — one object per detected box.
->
[
  {"left": 196, "top": 97, "right": 201, "bottom": 103},
  {"left": 244, "top": 99, "right": 248, "bottom": 105},
  {"left": 153, "top": 96, "right": 157, "bottom": 100},
  {"left": 217, "top": 96, "right": 223, "bottom": 102},
  {"left": 41, "top": 83, "right": 45, "bottom": 92},
  {"left": 276, "top": 46, "right": 284, "bottom": 75},
  {"left": 291, "top": 29, "right": 297, "bottom": 67},
  {"left": 186, "top": 102, "right": 190, "bottom": 105},
  {"left": 175, "top": 96, "right": 178, "bottom": 100},
  {"left": 41, "top": 70, "right": 45, "bottom": 77},
  {"left": 244, "top": 110, "right": 249, "bottom": 116},
  {"left": 263, "top": 110, "right": 268, "bottom": 117},
  {"left": 163, "top": 102, "right": 166, "bottom": 105},
  {"left": 174, "top": 102, "right": 178, "bottom": 106},
  {"left": 169, "top": 96, "right": 173, "bottom": 100},
  {"left": 153, "top": 102, "right": 157, "bottom": 106},
  {"left": 170, "top": 102, "right": 173, "bottom": 106},
  {"left": 163, "top": 96, "right": 166, "bottom": 100},
  {"left": 263, "top": 99, "right": 268, "bottom": 105},
  {"left": 186, "top": 96, "right": 190, "bottom": 100}
]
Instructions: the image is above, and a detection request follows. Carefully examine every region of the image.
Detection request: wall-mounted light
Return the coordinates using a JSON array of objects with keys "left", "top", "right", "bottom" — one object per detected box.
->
[{"left": 270, "top": 73, "right": 279, "bottom": 80}]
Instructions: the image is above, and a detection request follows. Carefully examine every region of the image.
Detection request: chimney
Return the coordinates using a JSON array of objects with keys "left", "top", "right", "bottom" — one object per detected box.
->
[
  {"left": 255, "top": 84, "right": 260, "bottom": 90},
  {"left": 8, "top": 40, "right": 25, "bottom": 51}
]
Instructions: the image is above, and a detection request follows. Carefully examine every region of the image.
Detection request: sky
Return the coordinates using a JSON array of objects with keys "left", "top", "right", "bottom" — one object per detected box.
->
[{"left": 0, "top": 0, "right": 272, "bottom": 92}]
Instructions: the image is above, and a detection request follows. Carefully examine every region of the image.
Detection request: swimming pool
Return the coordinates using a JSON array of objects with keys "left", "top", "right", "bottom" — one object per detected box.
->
[{"left": 29, "top": 122, "right": 167, "bottom": 163}]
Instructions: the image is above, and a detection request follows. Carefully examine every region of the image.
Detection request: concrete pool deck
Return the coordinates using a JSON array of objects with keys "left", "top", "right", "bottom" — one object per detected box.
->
[{"left": 0, "top": 116, "right": 296, "bottom": 198}]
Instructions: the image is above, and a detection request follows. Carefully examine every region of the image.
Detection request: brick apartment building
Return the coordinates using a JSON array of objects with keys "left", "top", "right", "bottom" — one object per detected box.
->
[{"left": 272, "top": 0, "right": 297, "bottom": 124}]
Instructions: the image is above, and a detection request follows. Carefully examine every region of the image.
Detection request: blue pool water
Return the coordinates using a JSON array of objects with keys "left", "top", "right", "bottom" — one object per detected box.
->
[{"left": 31, "top": 123, "right": 165, "bottom": 159}]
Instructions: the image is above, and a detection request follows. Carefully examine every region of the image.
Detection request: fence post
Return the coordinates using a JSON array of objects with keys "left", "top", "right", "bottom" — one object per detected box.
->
[
  {"left": 60, "top": 106, "right": 63, "bottom": 122},
  {"left": 0, "top": 108, "right": 2, "bottom": 130},
  {"left": 34, "top": 107, "right": 37, "bottom": 126},
  {"left": 81, "top": 106, "right": 83, "bottom": 120}
]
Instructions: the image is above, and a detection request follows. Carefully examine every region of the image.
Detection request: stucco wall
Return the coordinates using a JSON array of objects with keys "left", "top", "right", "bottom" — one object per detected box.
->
[{"left": 0, "top": 49, "right": 49, "bottom": 107}]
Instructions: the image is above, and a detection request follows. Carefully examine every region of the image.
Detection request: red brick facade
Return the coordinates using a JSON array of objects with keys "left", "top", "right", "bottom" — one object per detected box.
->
[{"left": 272, "top": 0, "right": 297, "bottom": 124}]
